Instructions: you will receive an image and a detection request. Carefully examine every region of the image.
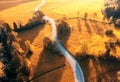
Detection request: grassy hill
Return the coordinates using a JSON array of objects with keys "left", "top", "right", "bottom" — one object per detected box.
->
[{"left": 0, "top": 0, "right": 120, "bottom": 82}]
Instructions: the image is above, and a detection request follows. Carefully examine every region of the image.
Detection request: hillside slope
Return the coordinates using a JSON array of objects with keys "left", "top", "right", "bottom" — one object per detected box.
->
[{"left": 0, "top": 0, "right": 120, "bottom": 82}]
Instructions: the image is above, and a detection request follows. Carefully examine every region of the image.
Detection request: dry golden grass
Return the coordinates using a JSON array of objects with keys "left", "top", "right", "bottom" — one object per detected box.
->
[
  {"left": 1, "top": 0, "right": 120, "bottom": 82},
  {"left": 0, "top": 0, "right": 39, "bottom": 27}
]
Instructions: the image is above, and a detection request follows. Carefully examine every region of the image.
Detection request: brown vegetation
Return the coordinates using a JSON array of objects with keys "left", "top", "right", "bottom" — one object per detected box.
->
[
  {"left": 0, "top": 22, "right": 33, "bottom": 81},
  {"left": 1, "top": 0, "right": 120, "bottom": 82},
  {"left": 13, "top": 11, "right": 45, "bottom": 32},
  {"left": 56, "top": 20, "right": 71, "bottom": 39},
  {"left": 43, "top": 36, "right": 60, "bottom": 54}
]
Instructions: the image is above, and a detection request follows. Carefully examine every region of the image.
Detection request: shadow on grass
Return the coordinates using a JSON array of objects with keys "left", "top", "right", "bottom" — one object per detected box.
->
[
  {"left": 32, "top": 49, "right": 65, "bottom": 82},
  {"left": 91, "top": 21, "right": 104, "bottom": 36},
  {"left": 77, "top": 12, "right": 82, "bottom": 32},
  {"left": 84, "top": 20, "right": 92, "bottom": 35},
  {"left": 18, "top": 24, "right": 45, "bottom": 43},
  {"left": 75, "top": 54, "right": 120, "bottom": 82},
  {"left": 77, "top": 18, "right": 82, "bottom": 32},
  {"left": 31, "top": 20, "right": 72, "bottom": 82}
]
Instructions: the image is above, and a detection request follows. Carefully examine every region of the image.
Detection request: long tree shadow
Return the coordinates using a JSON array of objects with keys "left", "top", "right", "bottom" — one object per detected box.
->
[
  {"left": 17, "top": 24, "right": 45, "bottom": 53},
  {"left": 96, "top": 51, "right": 120, "bottom": 81},
  {"left": 91, "top": 21, "right": 104, "bottom": 36},
  {"left": 32, "top": 48, "right": 65, "bottom": 82},
  {"left": 32, "top": 20, "right": 72, "bottom": 82},
  {"left": 98, "top": 59, "right": 120, "bottom": 82},
  {"left": 91, "top": 58, "right": 108, "bottom": 82},
  {"left": 84, "top": 20, "right": 92, "bottom": 34},
  {"left": 75, "top": 54, "right": 91, "bottom": 82},
  {"left": 77, "top": 12, "right": 82, "bottom": 32},
  {"left": 18, "top": 24, "right": 45, "bottom": 43},
  {"left": 77, "top": 18, "right": 82, "bottom": 32},
  {"left": 75, "top": 54, "right": 120, "bottom": 82}
]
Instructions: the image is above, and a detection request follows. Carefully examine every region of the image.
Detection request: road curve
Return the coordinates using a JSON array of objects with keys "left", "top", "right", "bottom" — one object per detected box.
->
[
  {"left": 35, "top": 0, "right": 85, "bottom": 82},
  {"left": 35, "top": 0, "right": 45, "bottom": 12}
]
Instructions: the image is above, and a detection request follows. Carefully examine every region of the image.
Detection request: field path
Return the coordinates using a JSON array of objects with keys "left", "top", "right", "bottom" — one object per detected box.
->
[{"left": 35, "top": 0, "right": 85, "bottom": 82}]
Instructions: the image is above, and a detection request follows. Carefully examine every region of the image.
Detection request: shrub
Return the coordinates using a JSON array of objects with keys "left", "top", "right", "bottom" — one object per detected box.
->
[
  {"left": 56, "top": 20, "right": 71, "bottom": 39},
  {"left": 0, "top": 22, "right": 32, "bottom": 81},
  {"left": 43, "top": 37, "right": 60, "bottom": 54}
]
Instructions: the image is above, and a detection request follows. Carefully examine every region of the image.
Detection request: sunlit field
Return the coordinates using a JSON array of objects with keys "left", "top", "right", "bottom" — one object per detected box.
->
[
  {"left": 0, "top": 0, "right": 104, "bottom": 26},
  {"left": 0, "top": 0, "right": 120, "bottom": 82}
]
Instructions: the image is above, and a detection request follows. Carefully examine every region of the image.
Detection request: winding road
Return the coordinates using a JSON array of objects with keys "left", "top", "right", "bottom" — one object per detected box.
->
[{"left": 35, "top": 0, "right": 85, "bottom": 82}]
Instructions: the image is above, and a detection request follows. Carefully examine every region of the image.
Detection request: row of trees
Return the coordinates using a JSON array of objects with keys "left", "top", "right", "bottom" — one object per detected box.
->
[
  {"left": 103, "top": 0, "right": 120, "bottom": 27},
  {"left": 0, "top": 23, "right": 33, "bottom": 82},
  {"left": 13, "top": 11, "right": 45, "bottom": 32}
]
